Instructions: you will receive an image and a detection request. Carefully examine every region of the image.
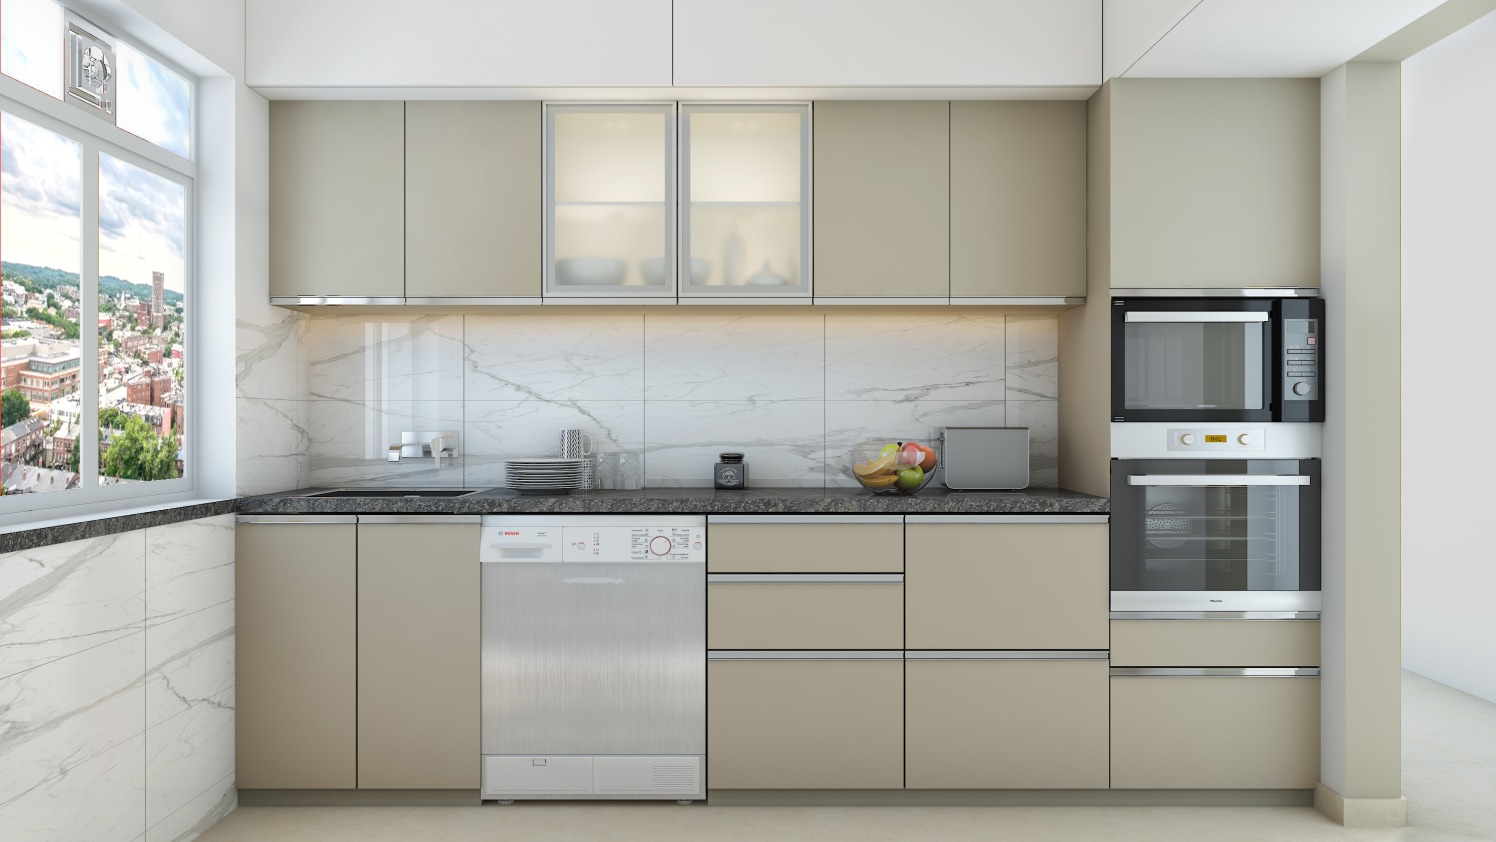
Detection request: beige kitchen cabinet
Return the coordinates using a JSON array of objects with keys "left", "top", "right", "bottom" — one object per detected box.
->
[
  {"left": 904, "top": 517, "right": 1109, "bottom": 650},
  {"left": 707, "top": 575, "right": 903, "bottom": 650},
  {"left": 404, "top": 102, "right": 543, "bottom": 300},
  {"left": 906, "top": 656, "right": 1108, "bottom": 789},
  {"left": 356, "top": 517, "right": 481, "bottom": 789},
  {"left": 1103, "top": 78, "right": 1321, "bottom": 289},
  {"left": 950, "top": 101, "right": 1087, "bottom": 299},
  {"left": 812, "top": 101, "right": 949, "bottom": 299},
  {"left": 1110, "top": 670, "right": 1321, "bottom": 789},
  {"left": 706, "top": 516, "right": 903, "bottom": 573},
  {"left": 707, "top": 656, "right": 904, "bottom": 789},
  {"left": 270, "top": 101, "right": 405, "bottom": 300},
  {"left": 236, "top": 517, "right": 358, "bottom": 789},
  {"left": 1110, "top": 619, "right": 1321, "bottom": 668}
]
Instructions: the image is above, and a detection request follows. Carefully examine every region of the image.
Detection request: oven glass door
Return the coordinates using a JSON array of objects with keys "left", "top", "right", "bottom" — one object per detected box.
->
[
  {"left": 1111, "top": 460, "right": 1321, "bottom": 608},
  {"left": 1122, "top": 312, "right": 1270, "bottom": 413}
]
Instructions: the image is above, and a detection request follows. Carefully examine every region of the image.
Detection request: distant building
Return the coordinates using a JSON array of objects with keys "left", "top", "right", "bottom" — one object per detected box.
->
[
  {"left": 7, "top": 341, "right": 82, "bottom": 404},
  {"left": 1, "top": 417, "right": 46, "bottom": 462},
  {"left": 152, "top": 272, "right": 165, "bottom": 330},
  {"left": 99, "top": 314, "right": 113, "bottom": 330},
  {"left": 1, "top": 460, "right": 78, "bottom": 493},
  {"left": 146, "top": 347, "right": 163, "bottom": 364},
  {"left": 49, "top": 423, "right": 76, "bottom": 468},
  {"left": 125, "top": 373, "right": 153, "bottom": 405},
  {"left": 119, "top": 403, "right": 172, "bottom": 437},
  {"left": 117, "top": 333, "right": 151, "bottom": 353},
  {"left": 170, "top": 344, "right": 183, "bottom": 360}
]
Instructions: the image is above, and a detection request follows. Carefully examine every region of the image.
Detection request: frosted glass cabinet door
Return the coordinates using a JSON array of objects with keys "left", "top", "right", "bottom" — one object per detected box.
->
[
  {"left": 546, "top": 103, "right": 676, "bottom": 297},
  {"left": 680, "top": 104, "right": 811, "bottom": 297}
]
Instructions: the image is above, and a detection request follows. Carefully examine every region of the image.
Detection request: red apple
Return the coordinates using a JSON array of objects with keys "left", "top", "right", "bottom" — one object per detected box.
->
[{"left": 901, "top": 442, "right": 923, "bottom": 466}]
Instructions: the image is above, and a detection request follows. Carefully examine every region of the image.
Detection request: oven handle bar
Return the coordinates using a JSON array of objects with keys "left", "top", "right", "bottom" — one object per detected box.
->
[
  {"left": 1124, "top": 311, "right": 1271, "bottom": 323},
  {"left": 1127, "top": 475, "right": 1311, "bottom": 486}
]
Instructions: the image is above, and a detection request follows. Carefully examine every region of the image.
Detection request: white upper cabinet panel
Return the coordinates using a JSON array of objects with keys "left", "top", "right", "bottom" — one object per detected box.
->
[
  {"left": 673, "top": 0, "right": 1101, "bottom": 87},
  {"left": 1120, "top": 0, "right": 1447, "bottom": 77},
  {"left": 247, "top": 0, "right": 672, "bottom": 87}
]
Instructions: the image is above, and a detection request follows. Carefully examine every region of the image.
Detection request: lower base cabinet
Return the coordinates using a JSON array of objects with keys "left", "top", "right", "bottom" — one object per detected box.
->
[
  {"left": 905, "top": 657, "right": 1109, "bottom": 789},
  {"left": 707, "top": 656, "right": 903, "bottom": 789},
  {"left": 1110, "top": 671, "right": 1320, "bottom": 789}
]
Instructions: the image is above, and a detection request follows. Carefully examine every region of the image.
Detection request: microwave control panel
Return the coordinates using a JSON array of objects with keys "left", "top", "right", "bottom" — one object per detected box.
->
[
  {"left": 562, "top": 526, "right": 706, "bottom": 563},
  {"left": 1283, "top": 318, "right": 1320, "bottom": 402},
  {"left": 1167, "top": 428, "right": 1267, "bottom": 452}
]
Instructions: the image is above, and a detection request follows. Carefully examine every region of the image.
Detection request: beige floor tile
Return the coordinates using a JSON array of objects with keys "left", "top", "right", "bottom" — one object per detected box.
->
[{"left": 197, "top": 671, "right": 1496, "bottom": 842}]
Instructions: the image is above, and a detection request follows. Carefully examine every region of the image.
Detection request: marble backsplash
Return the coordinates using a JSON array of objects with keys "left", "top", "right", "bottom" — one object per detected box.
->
[{"left": 294, "top": 311, "right": 1060, "bottom": 490}]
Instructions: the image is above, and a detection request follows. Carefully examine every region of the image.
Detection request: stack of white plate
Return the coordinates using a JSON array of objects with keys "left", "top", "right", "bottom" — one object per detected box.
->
[{"left": 504, "top": 457, "right": 591, "bottom": 494}]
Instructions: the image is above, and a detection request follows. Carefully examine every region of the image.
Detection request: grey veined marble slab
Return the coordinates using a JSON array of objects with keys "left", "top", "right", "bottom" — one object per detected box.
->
[{"left": 236, "top": 486, "right": 1108, "bottom": 516}]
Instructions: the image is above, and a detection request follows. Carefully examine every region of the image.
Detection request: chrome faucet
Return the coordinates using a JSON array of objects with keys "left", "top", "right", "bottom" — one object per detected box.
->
[{"left": 388, "top": 431, "right": 459, "bottom": 468}]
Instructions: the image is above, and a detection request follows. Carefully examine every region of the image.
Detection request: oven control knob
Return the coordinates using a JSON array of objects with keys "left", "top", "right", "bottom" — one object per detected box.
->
[
  {"left": 1292, "top": 381, "right": 1311, "bottom": 396},
  {"left": 649, "top": 535, "right": 673, "bottom": 556},
  {"left": 1180, "top": 434, "right": 1195, "bottom": 446},
  {"left": 1237, "top": 433, "right": 1252, "bottom": 446}
]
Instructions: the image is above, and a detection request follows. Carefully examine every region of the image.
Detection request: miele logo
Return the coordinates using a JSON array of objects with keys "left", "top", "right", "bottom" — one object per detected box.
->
[
  {"left": 1209, "top": 599, "right": 1224, "bottom": 603},
  {"left": 504, "top": 531, "right": 520, "bottom": 536}
]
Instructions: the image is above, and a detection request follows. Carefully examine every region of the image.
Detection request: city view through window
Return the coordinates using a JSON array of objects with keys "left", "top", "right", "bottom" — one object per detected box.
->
[{"left": 1, "top": 112, "right": 187, "bottom": 496}]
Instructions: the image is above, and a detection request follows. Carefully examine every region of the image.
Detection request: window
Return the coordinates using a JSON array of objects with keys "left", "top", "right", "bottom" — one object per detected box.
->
[{"left": 0, "top": 0, "right": 193, "bottom": 512}]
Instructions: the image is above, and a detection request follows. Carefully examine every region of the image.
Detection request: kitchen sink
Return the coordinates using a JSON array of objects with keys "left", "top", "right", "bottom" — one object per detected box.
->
[{"left": 304, "top": 488, "right": 484, "bottom": 498}]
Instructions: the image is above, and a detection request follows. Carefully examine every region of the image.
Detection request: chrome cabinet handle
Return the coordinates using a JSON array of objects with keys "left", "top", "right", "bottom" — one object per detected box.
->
[
  {"left": 1128, "top": 475, "right": 1310, "bottom": 486},
  {"left": 707, "top": 574, "right": 903, "bottom": 584},
  {"left": 1110, "top": 668, "right": 1320, "bottom": 678}
]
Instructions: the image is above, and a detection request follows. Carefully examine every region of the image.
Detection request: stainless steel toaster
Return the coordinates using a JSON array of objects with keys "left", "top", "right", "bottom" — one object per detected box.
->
[{"left": 940, "top": 427, "right": 1030, "bottom": 490}]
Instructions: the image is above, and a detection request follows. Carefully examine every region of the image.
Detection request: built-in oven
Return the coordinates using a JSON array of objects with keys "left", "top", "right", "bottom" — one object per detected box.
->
[
  {"left": 1110, "top": 457, "right": 1320, "bottom": 612},
  {"left": 1112, "top": 296, "right": 1324, "bottom": 423}
]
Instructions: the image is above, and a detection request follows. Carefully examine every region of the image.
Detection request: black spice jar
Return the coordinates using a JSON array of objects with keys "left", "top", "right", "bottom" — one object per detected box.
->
[{"left": 714, "top": 453, "right": 748, "bottom": 490}]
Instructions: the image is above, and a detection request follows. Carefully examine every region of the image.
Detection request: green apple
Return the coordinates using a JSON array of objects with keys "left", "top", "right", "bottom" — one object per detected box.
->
[
  {"left": 895, "top": 465, "right": 924, "bottom": 491},
  {"left": 879, "top": 443, "right": 900, "bottom": 458}
]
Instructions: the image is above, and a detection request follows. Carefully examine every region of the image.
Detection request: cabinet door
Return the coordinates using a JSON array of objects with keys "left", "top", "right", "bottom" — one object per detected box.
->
[
  {"left": 357, "top": 520, "right": 481, "bottom": 789},
  {"left": 405, "top": 102, "right": 542, "bottom": 300},
  {"left": 270, "top": 101, "right": 404, "bottom": 299},
  {"left": 813, "top": 101, "right": 949, "bottom": 298},
  {"left": 1110, "top": 619, "right": 1320, "bottom": 667},
  {"left": 905, "top": 521, "right": 1108, "bottom": 649},
  {"left": 236, "top": 520, "right": 357, "bottom": 789},
  {"left": 707, "top": 657, "right": 903, "bottom": 789},
  {"left": 546, "top": 103, "right": 676, "bottom": 298},
  {"left": 1111, "top": 671, "right": 1320, "bottom": 789},
  {"left": 707, "top": 518, "right": 904, "bottom": 573},
  {"left": 906, "top": 657, "right": 1108, "bottom": 789},
  {"left": 950, "top": 101, "right": 1086, "bottom": 298},
  {"left": 707, "top": 576, "right": 903, "bottom": 649},
  {"left": 680, "top": 104, "right": 811, "bottom": 298}
]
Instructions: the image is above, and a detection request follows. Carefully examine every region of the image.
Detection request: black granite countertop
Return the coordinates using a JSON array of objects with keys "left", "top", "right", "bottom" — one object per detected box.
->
[
  {"left": 236, "top": 486, "right": 1109, "bottom": 516},
  {"left": 0, "top": 499, "right": 237, "bottom": 555}
]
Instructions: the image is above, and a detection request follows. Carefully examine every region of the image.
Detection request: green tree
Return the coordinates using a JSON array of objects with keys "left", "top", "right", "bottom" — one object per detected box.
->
[
  {"left": 1, "top": 389, "right": 30, "bottom": 427},
  {"left": 98, "top": 406, "right": 128, "bottom": 431},
  {"left": 101, "top": 415, "right": 178, "bottom": 481},
  {"left": 69, "top": 441, "right": 80, "bottom": 473}
]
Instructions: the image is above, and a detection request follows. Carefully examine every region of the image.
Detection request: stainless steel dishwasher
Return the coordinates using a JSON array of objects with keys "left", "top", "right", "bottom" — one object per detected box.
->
[{"left": 479, "top": 515, "right": 706, "bottom": 802}]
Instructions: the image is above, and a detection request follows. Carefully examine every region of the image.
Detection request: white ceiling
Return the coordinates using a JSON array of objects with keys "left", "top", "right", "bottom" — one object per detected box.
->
[{"left": 1109, "top": 0, "right": 1449, "bottom": 78}]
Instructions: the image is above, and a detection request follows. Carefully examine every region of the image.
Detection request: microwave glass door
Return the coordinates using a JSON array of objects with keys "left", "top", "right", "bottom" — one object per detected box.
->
[
  {"left": 1111, "top": 460, "right": 1321, "bottom": 598},
  {"left": 1122, "top": 313, "right": 1268, "bottom": 412}
]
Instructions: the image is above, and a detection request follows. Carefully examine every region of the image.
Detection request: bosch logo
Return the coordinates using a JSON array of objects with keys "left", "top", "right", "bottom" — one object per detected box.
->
[{"left": 504, "top": 531, "right": 520, "bottom": 535}]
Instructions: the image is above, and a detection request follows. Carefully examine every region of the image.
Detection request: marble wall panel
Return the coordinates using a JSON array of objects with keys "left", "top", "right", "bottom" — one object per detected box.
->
[
  {"left": 644, "top": 400, "right": 826, "bottom": 487},
  {"left": 0, "top": 532, "right": 145, "bottom": 680},
  {"left": 463, "top": 314, "right": 645, "bottom": 401},
  {"left": 145, "top": 516, "right": 235, "bottom": 629},
  {"left": 304, "top": 315, "right": 464, "bottom": 404},
  {"left": 235, "top": 398, "right": 308, "bottom": 496},
  {"left": 825, "top": 313, "right": 1007, "bottom": 402},
  {"left": 0, "top": 732, "right": 146, "bottom": 842},
  {"left": 643, "top": 313, "right": 824, "bottom": 401},
  {"left": 463, "top": 400, "right": 645, "bottom": 488}
]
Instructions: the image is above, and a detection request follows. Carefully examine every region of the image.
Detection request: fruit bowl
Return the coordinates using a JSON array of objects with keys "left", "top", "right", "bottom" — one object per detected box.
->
[{"left": 851, "top": 439, "right": 939, "bottom": 495}]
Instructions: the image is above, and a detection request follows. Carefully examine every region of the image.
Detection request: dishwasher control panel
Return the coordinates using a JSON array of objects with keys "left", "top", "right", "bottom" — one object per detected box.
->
[{"left": 563, "top": 526, "right": 705, "bottom": 562}]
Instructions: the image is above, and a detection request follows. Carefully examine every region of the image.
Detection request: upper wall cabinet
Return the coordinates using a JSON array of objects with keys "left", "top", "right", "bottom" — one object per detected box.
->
[
  {"left": 1102, "top": 79, "right": 1321, "bottom": 289},
  {"left": 814, "top": 101, "right": 950, "bottom": 300},
  {"left": 248, "top": 1, "right": 671, "bottom": 88},
  {"left": 405, "top": 102, "right": 543, "bottom": 301},
  {"left": 950, "top": 101, "right": 1087, "bottom": 299},
  {"left": 545, "top": 104, "right": 677, "bottom": 299},
  {"left": 270, "top": 101, "right": 405, "bottom": 301},
  {"left": 673, "top": 0, "right": 1100, "bottom": 87},
  {"left": 680, "top": 104, "right": 811, "bottom": 299}
]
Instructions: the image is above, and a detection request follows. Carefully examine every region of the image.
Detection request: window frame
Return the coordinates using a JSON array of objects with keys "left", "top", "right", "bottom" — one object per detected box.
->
[{"left": 0, "top": 22, "right": 197, "bottom": 518}]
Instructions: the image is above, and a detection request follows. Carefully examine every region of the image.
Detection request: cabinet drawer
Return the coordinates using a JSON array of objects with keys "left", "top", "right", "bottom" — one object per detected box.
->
[
  {"left": 707, "top": 520, "right": 903, "bottom": 573},
  {"left": 906, "top": 523, "right": 1108, "bottom": 649},
  {"left": 708, "top": 576, "right": 903, "bottom": 649},
  {"left": 1110, "top": 620, "right": 1320, "bottom": 667},
  {"left": 906, "top": 656, "right": 1108, "bottom": 789},
  {"left": 1110, "top": 670, "right": 1320, "bottom": 789},
  {"left": 707, "top": 656, "right": 903, "bottom": 789}
]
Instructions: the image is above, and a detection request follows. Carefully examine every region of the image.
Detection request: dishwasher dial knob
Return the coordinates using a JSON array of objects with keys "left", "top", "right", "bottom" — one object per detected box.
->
[
  {"left": 649, "top": 535, "right": 673, "bottom": 556},
  {"left": 574, "top": 541, "right": 586, "bottom": 551},
  {"left": 1180, "top": 434, "right": 1195, "bottom": 446},
  {"left": 693, "top": 541, "right": 703, "bottom": 550}
]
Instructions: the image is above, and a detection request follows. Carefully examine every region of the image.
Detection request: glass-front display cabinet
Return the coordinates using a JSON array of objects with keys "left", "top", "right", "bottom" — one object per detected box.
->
[
  {"left": 679, "top": 104, "right": 811, "bottom": 298},
  {"left": 545, "top": 104, "right": 677, "bottom": 299}
]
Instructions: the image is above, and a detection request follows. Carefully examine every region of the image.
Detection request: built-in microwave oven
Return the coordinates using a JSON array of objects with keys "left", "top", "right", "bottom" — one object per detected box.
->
[{"left": 1112, "top": 297, "right": 1324, "bottom": 423}]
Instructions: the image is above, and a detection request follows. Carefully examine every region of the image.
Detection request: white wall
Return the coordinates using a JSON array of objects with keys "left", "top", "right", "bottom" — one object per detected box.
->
[{"left": 1401, "top": 10, "right": 1496, "bottom": 704}]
